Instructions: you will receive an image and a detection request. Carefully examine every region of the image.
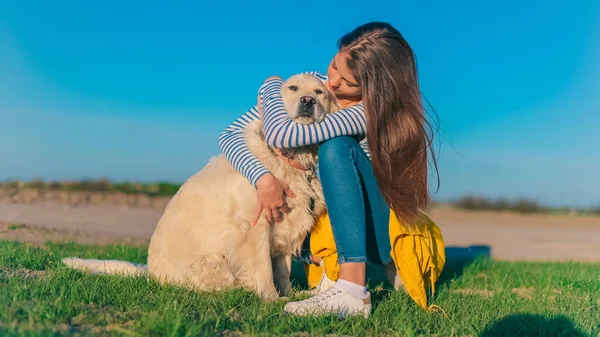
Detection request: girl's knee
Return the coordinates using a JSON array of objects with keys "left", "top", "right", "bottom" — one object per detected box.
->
[{"left": 318, "top": 137, "right": 359, "bottom": 164}]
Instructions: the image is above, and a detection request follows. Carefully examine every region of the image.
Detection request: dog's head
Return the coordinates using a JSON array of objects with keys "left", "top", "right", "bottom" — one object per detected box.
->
[{"left": 281, "top": 74, "right": 338, "bottom": 124}]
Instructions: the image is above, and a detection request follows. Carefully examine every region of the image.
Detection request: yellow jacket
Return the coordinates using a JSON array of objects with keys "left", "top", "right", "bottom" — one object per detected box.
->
[{"left": 304, "top": 209, "right": 446, "bottom": 311}]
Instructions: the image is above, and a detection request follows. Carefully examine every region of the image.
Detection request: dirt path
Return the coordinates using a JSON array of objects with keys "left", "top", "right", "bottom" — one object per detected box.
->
[
  {"left": 1, "top": 202, "right": 599, "bottom": 261},
  {"left": 0, "top": 203, "right": 159, "bottom": 244},
  {"left": 431, "top": 207, "right": 600, "bottom": 262}
]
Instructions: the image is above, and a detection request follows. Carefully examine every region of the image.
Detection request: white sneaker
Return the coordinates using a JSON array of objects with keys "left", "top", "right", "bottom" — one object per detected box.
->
[
  {"left": 284, "top": 286, "right": 372, "bottom": 318},
  {"left": 384, "top": 262, "right": 407, "bottom": 293},
  {"left": 310, "top": 263, "right": 336, "bottom": 294}
]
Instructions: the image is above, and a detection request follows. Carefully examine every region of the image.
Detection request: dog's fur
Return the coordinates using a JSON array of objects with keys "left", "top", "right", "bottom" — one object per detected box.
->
[{"left": 63, "top": 74, "right": 339, "bottom": 300}]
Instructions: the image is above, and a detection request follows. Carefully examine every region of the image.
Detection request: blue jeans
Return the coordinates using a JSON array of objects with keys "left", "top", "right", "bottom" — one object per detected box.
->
[{"left": 302, "top": 136, "right": 392, "bottom": 265}]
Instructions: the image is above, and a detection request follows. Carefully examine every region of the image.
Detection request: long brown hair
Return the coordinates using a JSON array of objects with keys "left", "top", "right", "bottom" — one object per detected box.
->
[{"left": 338, "top": 22, "right": 439, "bottom": 227}]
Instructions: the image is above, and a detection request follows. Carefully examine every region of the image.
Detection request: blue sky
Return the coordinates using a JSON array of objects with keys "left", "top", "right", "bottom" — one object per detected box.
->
[{"left": 1, "top": 1, "right": 599, "bottom": 207}]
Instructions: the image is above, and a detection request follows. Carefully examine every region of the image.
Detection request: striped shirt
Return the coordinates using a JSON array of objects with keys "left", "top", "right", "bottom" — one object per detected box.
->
[{"left": 218, "top": 71, "right": 370, "bottom": 186}]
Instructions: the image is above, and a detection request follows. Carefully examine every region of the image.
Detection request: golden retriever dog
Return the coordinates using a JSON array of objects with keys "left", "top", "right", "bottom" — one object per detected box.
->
[{"left": 63, "top": 74, "right": 339, "bottom": 300}]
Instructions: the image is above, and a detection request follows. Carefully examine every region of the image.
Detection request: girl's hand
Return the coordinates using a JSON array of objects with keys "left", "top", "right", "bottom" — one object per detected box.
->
[{"left": 252, "top": 173, "right": 296, "bottom": 226}]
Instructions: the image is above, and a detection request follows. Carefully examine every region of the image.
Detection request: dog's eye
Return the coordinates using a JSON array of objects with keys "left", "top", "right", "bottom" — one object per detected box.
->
[
  {"left": 288, "top": 85, "right": 298, "bottom": 91},
  {"left": 315, "top": 89, "right": 324, "bottom": 95}
]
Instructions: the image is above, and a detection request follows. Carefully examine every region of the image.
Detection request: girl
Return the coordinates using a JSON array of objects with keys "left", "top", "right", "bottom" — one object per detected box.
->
[{"left": 218, "top": 21, "right": 441, "bottom": 318}]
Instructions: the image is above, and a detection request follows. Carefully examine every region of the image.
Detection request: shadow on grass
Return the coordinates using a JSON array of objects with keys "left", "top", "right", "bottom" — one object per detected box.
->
[
  {"left": 480, "top": 314, "right": 587, "bottom": 337},
  {"left": 438, "top": 244, "right": 491, "bottom": 287}
]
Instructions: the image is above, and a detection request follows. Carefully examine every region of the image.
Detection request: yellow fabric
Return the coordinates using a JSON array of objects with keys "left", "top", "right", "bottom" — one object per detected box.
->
[
  {"left": 304, "top": 209, "right": 446, "bottom": 311},
  {"left": 304, "top": 211, "right": 340, "bottom": 289}
]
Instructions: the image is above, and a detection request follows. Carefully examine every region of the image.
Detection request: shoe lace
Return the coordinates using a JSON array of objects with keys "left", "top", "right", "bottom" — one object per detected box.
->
[{"left": 306, "top": 287, "right": 343, "bottom": 304}]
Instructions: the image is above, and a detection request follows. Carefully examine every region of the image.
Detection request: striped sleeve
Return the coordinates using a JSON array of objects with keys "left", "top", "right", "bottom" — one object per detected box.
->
[
  {"left": 217, "top": 105, "right": 270, "bottom": 186},
  {"left": 217, "top": 71, "right": 329, "bottom": 186},
  {"left": 259, "top": 78, "right": 367, "bottom": 149},
  {"left": 306, "top": 71, "right": 328, "bottom": 81},
  {"left": 219, "top": 71, "right": 371, "bottom": 187},
  {"left": 360, "top": 138, "right": 371, "bottom": 159}
]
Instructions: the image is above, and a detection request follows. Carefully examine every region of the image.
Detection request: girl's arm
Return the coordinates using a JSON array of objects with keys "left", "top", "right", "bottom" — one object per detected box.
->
[
  {"left": 217, "top": 105, "right": 269, "bottom": 187},
  {"left": 218, "top": 71, "right": 331, "bottom": 186},
  {"left": 258, "top": 78, "right": 367, "bottom": 149}
]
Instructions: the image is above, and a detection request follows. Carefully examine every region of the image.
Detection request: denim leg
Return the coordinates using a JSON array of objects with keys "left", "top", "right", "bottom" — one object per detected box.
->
[{"left": 318, "top": 136, "right": 392, "bottom": 265}]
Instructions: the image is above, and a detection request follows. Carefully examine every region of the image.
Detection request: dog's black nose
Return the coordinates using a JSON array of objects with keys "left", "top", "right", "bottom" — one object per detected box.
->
[{"left": 300, "top": 96, "right": 316, "bottom": 107}]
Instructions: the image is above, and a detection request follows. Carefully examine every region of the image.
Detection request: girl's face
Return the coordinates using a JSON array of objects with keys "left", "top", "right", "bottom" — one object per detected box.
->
[{"left": 326, "top": 50, "right": 362, "bottom": 101}]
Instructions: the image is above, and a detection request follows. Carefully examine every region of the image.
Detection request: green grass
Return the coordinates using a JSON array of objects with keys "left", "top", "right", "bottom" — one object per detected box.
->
[
  {"left": 6, "top": 223, "right": 26, "bottom": 231},
  {"left": 0, "top": 240, "right": 599, "bottom": 336},
  {"left": 450, "top": 195, "right": 600, "bottom": 216},
  {"left": 0, "top": 179, "right": 181, "bottom": 197}
]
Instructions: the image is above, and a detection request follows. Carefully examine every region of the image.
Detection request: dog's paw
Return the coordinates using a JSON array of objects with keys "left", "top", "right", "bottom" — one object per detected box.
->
[
  {"left": 262, "top": 295, "right": 281, "bottom": 303},
  {"left": 259, "top": 289, "right": 281, "bottom": 303}
]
